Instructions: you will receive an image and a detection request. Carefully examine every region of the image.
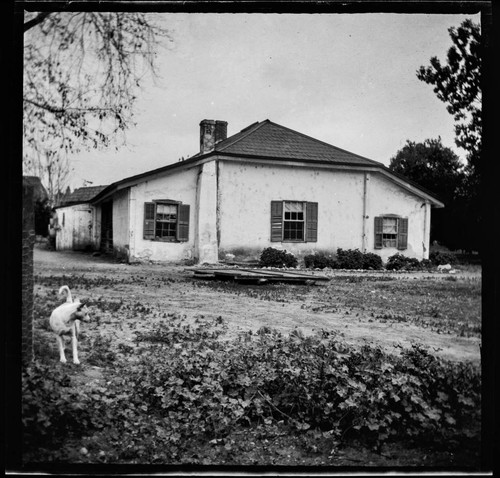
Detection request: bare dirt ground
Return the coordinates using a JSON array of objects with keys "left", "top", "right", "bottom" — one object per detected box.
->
[{"left": 33, "top": 246, "right": 481, "bottom": 367}]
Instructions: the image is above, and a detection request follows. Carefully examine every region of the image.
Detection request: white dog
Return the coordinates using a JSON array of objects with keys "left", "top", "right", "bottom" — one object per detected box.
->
[{"left": 49, "top": 286, "right": 90, "bottom": 364}]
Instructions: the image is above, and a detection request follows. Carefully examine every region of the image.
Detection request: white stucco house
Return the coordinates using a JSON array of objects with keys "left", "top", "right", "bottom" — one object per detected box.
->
[
  {"left": 54, "top": 186, "right": 107, "bottom": 251},
  {"left": 88, "top": 119, "right": 444, "bottom": 264}
]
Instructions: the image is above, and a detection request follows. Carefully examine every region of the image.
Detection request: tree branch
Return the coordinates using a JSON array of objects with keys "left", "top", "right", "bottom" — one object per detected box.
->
[
  {"left": 24, "top": 97, "right": 118, "bottom": 115},
  {"left": 24, "top": 12, "right": 51, "bottom": 33}
]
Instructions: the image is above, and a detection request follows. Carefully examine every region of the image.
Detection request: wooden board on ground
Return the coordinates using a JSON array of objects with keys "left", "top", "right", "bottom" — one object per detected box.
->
[{"left": 189, "top": 267, "right": 330, "bottom": 285}]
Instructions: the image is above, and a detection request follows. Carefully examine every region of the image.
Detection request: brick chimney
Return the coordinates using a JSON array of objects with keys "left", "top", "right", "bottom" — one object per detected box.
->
[
  {"left": 200, "top": 119, "right": 227, "bottom": 154},
  {"left": 215, "top": 120, "right": 227, "bottom": 144}
]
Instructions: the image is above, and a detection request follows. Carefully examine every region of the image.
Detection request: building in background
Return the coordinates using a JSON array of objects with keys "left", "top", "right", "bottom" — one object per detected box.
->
[{"left": 54, "top": 185, "right": 107, "bottom": 251}]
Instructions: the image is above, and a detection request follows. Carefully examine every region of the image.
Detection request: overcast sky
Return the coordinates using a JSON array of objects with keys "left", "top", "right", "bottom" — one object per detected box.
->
[{"left": 68, "top": 12, "right": 480, "bottom": 189}]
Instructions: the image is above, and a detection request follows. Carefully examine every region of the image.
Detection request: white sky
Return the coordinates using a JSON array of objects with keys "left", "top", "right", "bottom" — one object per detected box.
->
[{"left": 68, "top": 12, "right": 480, "bottom": 189}]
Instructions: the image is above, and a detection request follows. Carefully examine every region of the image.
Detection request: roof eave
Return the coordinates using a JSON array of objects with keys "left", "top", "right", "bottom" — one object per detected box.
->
[
  {"left": 216, "top": 153, "right": 444, "bottom": 206},
  {"left": 90, "top": 152, "right": 217, "bottom": 204},
  {"left": 89, "top": 150, "right": 443, "bottom": 209}
]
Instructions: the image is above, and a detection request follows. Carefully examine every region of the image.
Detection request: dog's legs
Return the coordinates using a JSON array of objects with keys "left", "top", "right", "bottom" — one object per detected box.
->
[
  {"left": 56, "top": 335, "right": 67, "bottom": 363},
  {"left": 71, "top": 323, "right": 80, "bottom": 364}
]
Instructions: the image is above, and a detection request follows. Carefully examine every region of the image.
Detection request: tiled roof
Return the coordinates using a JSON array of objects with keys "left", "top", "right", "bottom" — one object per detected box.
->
[
  {"left": 213, "top": 120, "right": 380, "bottom": 166},
  {"left": 58, "top": 185, "right": 108, "bottom": 206},
  {"left": 90, "top": 120, "right": 443, "bottom": 207}
]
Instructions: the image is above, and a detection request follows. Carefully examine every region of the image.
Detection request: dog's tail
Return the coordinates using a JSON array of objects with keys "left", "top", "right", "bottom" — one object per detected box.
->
[{"left": 58, "top": 285, "right": 73, "bottom": 303}]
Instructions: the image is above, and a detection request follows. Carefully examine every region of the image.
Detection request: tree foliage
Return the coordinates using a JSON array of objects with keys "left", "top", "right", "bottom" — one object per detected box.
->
[
  {"left": 389, "top": 138, "right": 468, "bottom": 249},
  {"left": 389, "top": 138, "right": 464, "bottom": 203},
  {"left": 416, "top": 19, "right": 481, "bottom": 253},
  {"left": 23, "top": 11, "right": 169, "bottom": 195},
  {"left": 416, "top": 19, "right": 481, "bottom": 177}
]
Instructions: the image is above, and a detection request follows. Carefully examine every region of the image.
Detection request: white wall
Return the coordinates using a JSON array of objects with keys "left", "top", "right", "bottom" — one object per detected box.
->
[
  {"left": 128, "top": 166, "right": 199, "bottom": 262},
  {"left": 217, "top": 160, "right": 429, "bottom": 262},
  {"left": 366, "top": 173, "right": 430, "bottom": 261},
  {"left": 101, "top": 158, "right": 431, "bottom": 264},
  {"left": 196, "top": 160, "right": 218, "bottom": 263},
  {"left": 91, "top": 206, "right": 101, "bottom": 249},
  {"left": 55, "top": 204, "right": 95, "bottom": 251},
  {"left": 112, "top": 189, "right": 130, "bottom": 259},
  {"left": 55, "top": 206, "right": 73, "bottom": 250}
]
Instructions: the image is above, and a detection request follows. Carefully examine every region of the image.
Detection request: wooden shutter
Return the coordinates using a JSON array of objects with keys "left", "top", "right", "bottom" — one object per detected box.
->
[
  {"left": 144, "top": 202, "right": 155, "bottom": 240},
  {"left": 397, "top": 217, "right": 408, "bottom": 250},
  {"left": 270, "top": 201, "right": 283, "bottom": 242},
  {"left": 374, "top": 216, "right": 383, "bottom": 249},
  {"left": 305, "top": 202, "right": 318, "bottom": 242},
  {"left": 177, "top": 204, "right": 190, "bottom": 242}
]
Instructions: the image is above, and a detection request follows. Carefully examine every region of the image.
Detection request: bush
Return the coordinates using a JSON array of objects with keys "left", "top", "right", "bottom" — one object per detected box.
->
[
  {"left": 303, "top": 250, "right": 383, "bottom": 270},
  {"left": 386, "top": 253, "right": 421, "bottom": 271},
  {"left": 362, "top": 252, "right": 383, "bottom": 270},
  {"left": 430, "top": 251, "right": 458, "bottom": 266},
  {"left": 259, "top": 247, "right": 298, "bottom": 268},
  {"left": 419, "top": 259, "right": 434, "bottom": 270},
  {"left": 303, "top": 253, "right": 335, "bottom": 269},
  {"left": 22, "top": 361, "right": 95, "bottom": 448},
  {"left": 333, "top": 249, "right": 383, "bottom": 270},
  {"left": 335, "top": 248, "right": 365, "bottom": 269}
]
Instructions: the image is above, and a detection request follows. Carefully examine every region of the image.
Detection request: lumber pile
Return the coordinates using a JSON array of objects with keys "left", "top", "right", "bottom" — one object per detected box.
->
[{"left": 189, "top": 267, "right": 330, "bottom": 285}]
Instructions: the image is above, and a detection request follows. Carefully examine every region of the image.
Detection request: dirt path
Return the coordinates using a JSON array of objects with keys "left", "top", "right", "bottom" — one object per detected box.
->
[{"left": 34, "top": 246, "right": 481, "bottom": 365}]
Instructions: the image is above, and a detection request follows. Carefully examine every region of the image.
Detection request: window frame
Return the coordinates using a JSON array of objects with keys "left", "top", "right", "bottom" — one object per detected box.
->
[
  {"left": 283, "top": 201, "right": 306, "bottom": 242},
  {"left": 374, "top": 215, "right": 408, "bottom": 250},
  {"left": 154, "top": 202, "right": 179, "bottom": 241},
  {"left": 143, "top": 200, "right": 190, "bottom": 242},
  {"left": 271, "top": 200, "right": 318, "bottom": 243}
]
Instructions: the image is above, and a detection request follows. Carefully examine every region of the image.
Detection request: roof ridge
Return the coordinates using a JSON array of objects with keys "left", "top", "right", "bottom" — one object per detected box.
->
[
  {"left": 73, "top": 185, "right": 108, "bottom": 190},
  {"left": 264, "top": 120, "right": 383, "bottom": 166},
  {"left": 215, "top": 120, "right": 269, "bottom": 152}
]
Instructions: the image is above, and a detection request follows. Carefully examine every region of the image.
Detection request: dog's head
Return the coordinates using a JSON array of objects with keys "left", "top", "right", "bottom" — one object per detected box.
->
[{"left": 70, "top": 301, "right": 91, "bottom": 323}]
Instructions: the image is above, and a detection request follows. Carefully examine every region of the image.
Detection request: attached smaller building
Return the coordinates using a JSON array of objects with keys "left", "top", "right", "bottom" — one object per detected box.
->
[{"left": 54, "top": 186, "right": 107, "bottom": 251}]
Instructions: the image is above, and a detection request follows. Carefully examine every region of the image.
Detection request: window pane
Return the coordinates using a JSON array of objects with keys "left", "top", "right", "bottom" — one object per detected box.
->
[
  {"left": 382, "top": 234, "right": 397, "bottom": 247},
  {"left": 156, "top": 204, "right": 177, "bottom": 222},
  {"left": 157, "top": 204, "right": 176, "bottom": 214},
  {"left": 155, "top": 204, "right": 177, "bottom": 238},
  {"left": 283, "top": 201, "right": 305, "bottom": 241},
  {"left": 284, "top": 201, "right": 304, "bottom": 213},
  {"left": 383, "top": 217, "right": 397, "bottom": 234},
  {"left": 156, "top": 222, "right": 177, "bottom": 238},
  {"left": 284, "top": 221, "right": 304, "bottom": 240}
]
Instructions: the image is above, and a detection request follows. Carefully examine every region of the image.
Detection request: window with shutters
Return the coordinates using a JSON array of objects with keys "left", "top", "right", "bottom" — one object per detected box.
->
[
  {"left": 143, "top": 201, "right": 190, "bottom": 242},
  {"left": 374, "top": 216, "right": 408, "bottom": 250},
  {"left": 271, "top": 200, "right": 318, "bottom": 243},
  {"left": 284, "top": 201, "right": 305, "bottom": 241},
  {"left": 156, "top": 203, "right": 177, "bottom": 239}
]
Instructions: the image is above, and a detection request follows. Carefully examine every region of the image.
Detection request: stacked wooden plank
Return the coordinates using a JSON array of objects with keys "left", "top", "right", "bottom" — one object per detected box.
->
[{"left": 189, "top": 267, "right": 330, "bottom": 285}]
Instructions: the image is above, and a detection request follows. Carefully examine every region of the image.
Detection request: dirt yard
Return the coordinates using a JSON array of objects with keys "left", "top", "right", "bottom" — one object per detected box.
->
[
  {"left": 33, "top": 246, "right": 481, "bottom": 367},
  {"left": 27, "top": 245, "right": 482, "bottom": 467}
]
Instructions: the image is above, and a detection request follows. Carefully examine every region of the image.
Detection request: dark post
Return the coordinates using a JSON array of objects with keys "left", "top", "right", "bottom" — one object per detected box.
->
[{"left": 22, "top": 180, "right": 35, "bottom": 365}]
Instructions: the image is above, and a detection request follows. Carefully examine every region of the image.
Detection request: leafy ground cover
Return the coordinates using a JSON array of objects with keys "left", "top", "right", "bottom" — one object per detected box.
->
[{"left": 23, "top": 247, "right": 482, "bottom": 470}]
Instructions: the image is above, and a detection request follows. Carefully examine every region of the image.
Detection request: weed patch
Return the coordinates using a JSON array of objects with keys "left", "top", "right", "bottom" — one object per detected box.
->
[{"left": 23, "top": 315, "right": 481, "bottom": 464}]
